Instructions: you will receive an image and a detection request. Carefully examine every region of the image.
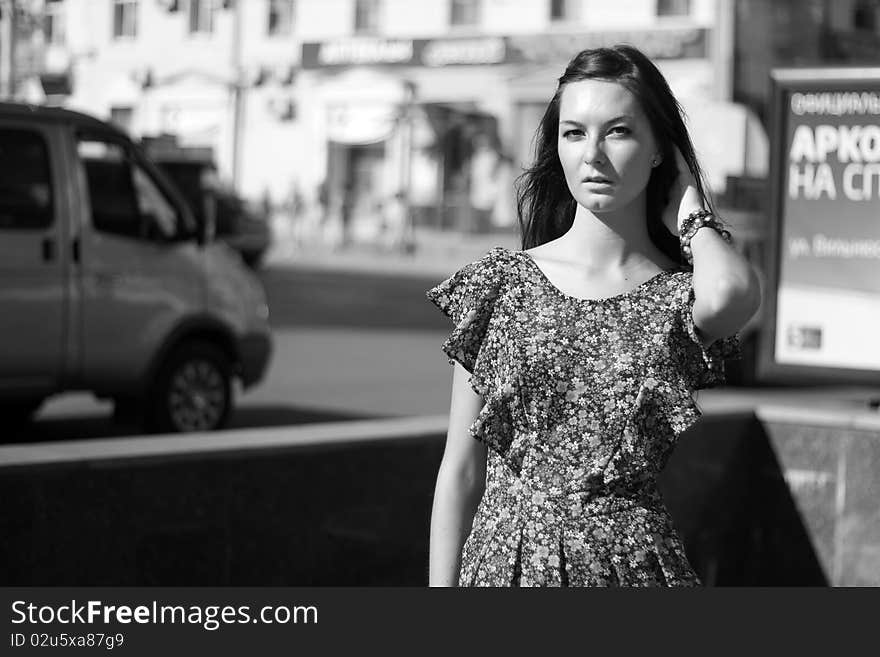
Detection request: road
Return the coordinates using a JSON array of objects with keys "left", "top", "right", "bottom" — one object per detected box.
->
[
  {"left": 259, "top": 266, "right": 450, "bottom": 330},
  {"left": 11, "top": 261, "right": 877, "bottom": 442},
  {"left": 15, "top": 266, "right": 457, "bottom": 442}
]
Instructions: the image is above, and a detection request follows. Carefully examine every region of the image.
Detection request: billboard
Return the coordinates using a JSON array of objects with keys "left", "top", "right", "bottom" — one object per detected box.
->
[{"left": 760, "top": 68, "right": 880, "bottom": 384}]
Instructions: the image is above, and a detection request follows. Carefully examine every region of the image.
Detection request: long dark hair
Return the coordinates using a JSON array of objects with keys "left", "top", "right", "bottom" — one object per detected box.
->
[{"left": 516, "top": 44, "right": 716, "bottom": 267}]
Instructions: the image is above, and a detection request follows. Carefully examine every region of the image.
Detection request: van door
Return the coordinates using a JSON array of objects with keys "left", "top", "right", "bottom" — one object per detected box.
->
[
  {"left": 0, "top": 123, "right": 68, "bottom": 395},
  {"left": 75, "top": 133, "right": 203, "bottom": 391}
]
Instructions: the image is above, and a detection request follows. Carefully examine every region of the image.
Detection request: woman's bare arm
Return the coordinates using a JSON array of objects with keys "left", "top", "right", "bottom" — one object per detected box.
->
[
  {"left": 671, "top": 151, "right": 762, "bottom": 344},
  {"left": 428, "top": 361, "right": 488, "bottom": 587},
  {"left": 689, "top": 226, "right": 762, "bottom": 345}
]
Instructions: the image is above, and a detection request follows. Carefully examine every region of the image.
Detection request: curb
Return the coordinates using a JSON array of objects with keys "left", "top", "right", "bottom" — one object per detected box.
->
[{"left": 0, "top": 415, "right": 451, "bottom": 468}]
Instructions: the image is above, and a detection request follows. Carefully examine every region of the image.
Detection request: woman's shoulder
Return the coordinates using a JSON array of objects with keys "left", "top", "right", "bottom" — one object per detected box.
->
[
  {"left": 478, "top": 244, "right": 519, "bottom": 265},
  {"left": 427, "top": 246, "right": 519, "bottom": 315},
  {"left": 426, "top": 246, "right": 519, "bottom": 375},
  {"left": 456, "top": 245, "right": 521, "bottom": 280}
]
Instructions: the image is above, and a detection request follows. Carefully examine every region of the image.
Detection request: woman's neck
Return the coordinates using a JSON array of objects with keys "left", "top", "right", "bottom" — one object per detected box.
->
[{"left": 551, "top": 199, "right": 670, "bottom": 274}]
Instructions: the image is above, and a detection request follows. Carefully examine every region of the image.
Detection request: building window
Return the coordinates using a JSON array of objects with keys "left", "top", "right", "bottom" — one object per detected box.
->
[
  {"left": 110, "top": 107, "right": 134, "bottom": 133},
  {"left": 549, "top": 0, "right": 578, "bottom": 22},
  {"left": 268, "top": 0, "right": 295, "bottom": 36},
  {"left": 112, "top": 0, "right": 138, "bottom": 39},
  {"left": 853, "top": 0, "right": 879, "bottom": 31},
  {"left": 45, "top": 0, "right": 66, "bottom": 44},
  {"left": 354, "top": 0, "right": 380, "bottom": 34},
  {"left": 189, "top": 0, "right": 216, "bottom": 34},
  {"left": 450, "top": 0, "right": 480, "bottom": 27},
  {"left": 656, "top": 0, "right": 690, "bottom": 17}
]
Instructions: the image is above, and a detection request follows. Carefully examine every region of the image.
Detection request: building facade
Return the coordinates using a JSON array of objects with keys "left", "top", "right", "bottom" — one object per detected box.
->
[
  {"left": 734, "top": 0, "right": 880, "bottom": 123},
  {"left": 9, "top": 0, "right": 777, "bottom": 234},
  {"left": 294, "top": 0, "right": 742, "bottom": 234},
  {"left": 30, "top": 0, "right": 300, "bottom": 205}
]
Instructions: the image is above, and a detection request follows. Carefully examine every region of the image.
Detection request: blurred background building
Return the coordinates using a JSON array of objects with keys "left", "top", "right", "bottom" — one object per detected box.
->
[{"left": 0, "top": 0, "right": 878, "bottom": 240}]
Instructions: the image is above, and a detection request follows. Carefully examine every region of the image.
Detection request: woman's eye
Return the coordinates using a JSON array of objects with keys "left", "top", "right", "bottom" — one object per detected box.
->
[
  {"left": 562, "top": 129, "right": 583, "bottom": 139},
  {"left": 609, "top": 126, "right": 631, "bottom": 136}
]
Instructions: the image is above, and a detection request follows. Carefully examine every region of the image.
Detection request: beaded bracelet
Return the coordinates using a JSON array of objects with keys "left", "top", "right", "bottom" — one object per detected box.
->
[{"left": 679, "top": 209, "right": 732, "bottom": 265}]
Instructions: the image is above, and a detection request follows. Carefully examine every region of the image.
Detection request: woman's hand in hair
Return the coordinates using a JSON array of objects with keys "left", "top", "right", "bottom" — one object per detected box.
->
[{"left": 662, "top": 146, "right": 704, "bottom": 236}]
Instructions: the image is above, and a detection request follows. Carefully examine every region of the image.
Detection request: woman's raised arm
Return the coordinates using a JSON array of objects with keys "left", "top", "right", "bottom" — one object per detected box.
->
[{"left": 668, "top": 149, "right": 762, "bottom": 345}]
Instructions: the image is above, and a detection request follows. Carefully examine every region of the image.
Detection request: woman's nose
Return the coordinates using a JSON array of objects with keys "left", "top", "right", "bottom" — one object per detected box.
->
[{"left": 583, "top": 138, "right": 606, "bottom": 165}]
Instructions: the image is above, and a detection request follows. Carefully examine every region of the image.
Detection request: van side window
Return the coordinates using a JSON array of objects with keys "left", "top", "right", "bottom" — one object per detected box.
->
[
  {"left": 78, "top": 138, "right": 182, "bottom": 240},
  {"left": 0, "top": 128, "right": 54, "bottom": 230},
  {"left": 78, "top": 139, "right": 140, "bottom": 238}
]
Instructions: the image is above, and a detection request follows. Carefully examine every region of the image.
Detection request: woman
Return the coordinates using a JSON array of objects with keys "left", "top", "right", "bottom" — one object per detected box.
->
[{"left": 426, "top": 45, "right": 761, "bottom": 587}]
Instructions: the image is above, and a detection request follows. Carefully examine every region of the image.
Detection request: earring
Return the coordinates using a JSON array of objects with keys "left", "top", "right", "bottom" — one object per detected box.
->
[{"left": 651, "top": 157, "right": 660, "bottom": 167}]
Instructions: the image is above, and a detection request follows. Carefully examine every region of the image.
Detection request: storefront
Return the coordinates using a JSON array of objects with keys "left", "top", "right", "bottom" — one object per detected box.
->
[
  {"left": 298, "top": 26, "right": 737, "bottom": 237},
  {"left": 299, "top": 37, "right": 512, "bottom": 238}
]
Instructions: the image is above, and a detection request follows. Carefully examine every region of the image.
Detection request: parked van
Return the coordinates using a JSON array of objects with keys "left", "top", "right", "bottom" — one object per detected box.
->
[{"left": 0, "top": 103, "right": 272, "bottom": 434}]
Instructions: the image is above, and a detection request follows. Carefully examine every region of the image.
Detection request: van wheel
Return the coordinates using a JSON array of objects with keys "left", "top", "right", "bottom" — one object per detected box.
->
[{"left": 149, "top": 341, "right": 232, "bottom": 433}]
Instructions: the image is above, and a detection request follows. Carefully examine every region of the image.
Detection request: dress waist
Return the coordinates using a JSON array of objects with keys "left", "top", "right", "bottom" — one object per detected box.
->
[{"left": 492, "top": 477, "right": 666, "bottom": 529}]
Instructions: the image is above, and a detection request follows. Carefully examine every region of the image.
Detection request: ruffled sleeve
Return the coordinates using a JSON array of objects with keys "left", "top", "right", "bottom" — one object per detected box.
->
[
  {"left": 425, "top": 246, "right": 509, "bottom": 396},
  {"left": 671, "top": 273, "right": 743, "bottom": 390}
]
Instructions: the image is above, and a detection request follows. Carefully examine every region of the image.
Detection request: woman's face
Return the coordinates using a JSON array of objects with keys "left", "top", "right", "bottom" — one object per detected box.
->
[{"left": 556, "top": 79, "right": 660, "bottom": 215}]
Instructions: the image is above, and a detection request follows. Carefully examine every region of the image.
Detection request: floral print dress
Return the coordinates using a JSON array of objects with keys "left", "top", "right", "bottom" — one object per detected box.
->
[{"left": 426, "top": 246, "right": 742, "bottom": 587}]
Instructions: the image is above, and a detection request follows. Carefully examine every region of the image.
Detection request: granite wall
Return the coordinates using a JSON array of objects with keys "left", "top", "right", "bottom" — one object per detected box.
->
[{"left": 2, "top": 409, "right": 878, "bottom": 586}]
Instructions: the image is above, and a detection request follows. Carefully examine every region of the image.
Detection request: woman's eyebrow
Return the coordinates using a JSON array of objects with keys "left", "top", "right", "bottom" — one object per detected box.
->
[{"left": 559, "top": 115, "right": 635, "bottom": 127}]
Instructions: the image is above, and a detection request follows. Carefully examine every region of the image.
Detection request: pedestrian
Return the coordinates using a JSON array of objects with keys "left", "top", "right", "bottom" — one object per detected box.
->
[
  {"left": 380, "top": 191, "right": 409, "bottom": 253},
  {"left": 339, "top": 181, "right": 355, "bottom": 249},
  {"left": 426, "top": 45, "right": 761, "bottom": 587}
]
